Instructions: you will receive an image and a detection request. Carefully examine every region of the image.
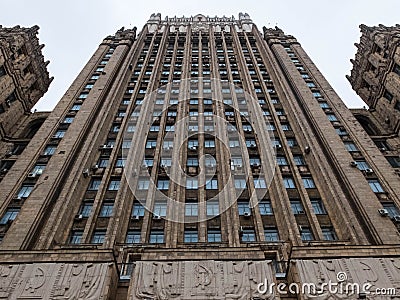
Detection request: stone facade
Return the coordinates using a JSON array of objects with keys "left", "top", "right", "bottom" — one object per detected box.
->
[{"left": 0, "top": 15, "right": 399, "bottom": 299}]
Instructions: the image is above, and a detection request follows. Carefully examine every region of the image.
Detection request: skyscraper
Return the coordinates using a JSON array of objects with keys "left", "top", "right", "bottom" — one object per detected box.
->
[{"left": 0, "top": 14, "right": 399, "bottom": 299}]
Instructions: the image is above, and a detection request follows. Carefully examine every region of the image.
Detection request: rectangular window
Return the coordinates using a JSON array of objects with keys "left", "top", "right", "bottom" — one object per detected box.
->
[
  {"left": 290, "top": 200, "right": 305, "bottom": 214},
  {"left": 344, "top": 142, "right": 359, "bottom": 152},
  {"left": 283, "top": 177, "right": 296, "bottom": 189},
  {"left": 356, "top": 160, "right": 370, "bottom": 171},
  {"left": 0, "top": 208, "right": 19, "bottom": 225},
  {"left": 302, "top": 177, "right": 316, "bottom": 189},
  {"left": 241, "top": 228, "right": 256, "bottom": 242},
  {"left": 254, "top": 178, "right": 267, "bottom": 189},
  {"left": 204, "top": 140, "right": 215, "bottom": 148},
  {"left": 277, "top": 156, "right": 288, "bottom": 166},
  {"left": 149, "top": 230, "right": 164, "bottom": 243},
  {"left": 184, "top": 230, "right": 198, "bottom": 243},
  {"left": 116, "top": 158, "right": 126, "bottom": 168},
  {"left": 126, "top": 230, "right": 141, "bottom": 244},
  {"left": 234, "top": 179, "right": 247, "bottom": 189},
  {"left": 153, "top": 201, "right": 167, "bottom": 217},
  {"left": 383, "top": 90, "right": 393, "bottom": 102},
  {"left": 88, "top": 179, "right": 101, "bottom": 191},
  {"left": 0, "top": 65, "right": 6, "bottom": 77},
  {"left": 301, "top": 227, "right": 314, "bottom": 241},
  {"left": 91, "top": 230, "right": 106, "bottom": 244},
  {"left": 382, "top": 203, "right": 400, "bottom": 218},
  {"left": 368, "top": 179, "right": 384, "bottom": 193},
  {"left": 80, "top": 202, "right": 93, "bottom": 217},
  {"left": 157, "top": 180, "right": 169, "bottom": 190},
  {"left": 71, "top": 104, "right": 81, "bottom": 111},
  {"left": 208, "top": 229, "right": 222, "bottom": 242},
  {"left": 207, "top": 201, "right": 219, "bottom": 216},
  {"left": 146, "top": 140, "right": 157, "bottom": 149},
  {"left": 322, "top": 227, "right": 337, "bottom": 241},
  {"left": 108, "top": 180, "right": 120, "bottom": 191},
  {"left": 137, "top": 180, "right": 149, "bottom": 190},
  {"left": 54, "top": 130, "right": 66, "bottom": 138},
  {"left": 186, "top": 178, "right": 199, "bottom": 190},
  {"left": 17, "top": 185, "right": 33, "bottom": 199},
  {"left": 132, "top": 201, "right": 145, "bottom": 217},
  {"left": 206, "top": 179, "right": 218, "bottom": 190},
  {"left": 185, "top": 202, "right": 198, "bottom": 216},
  {"left": 63, "top": 117, "right": 74, "bottom": 124},
  {"left": 43, "top": 146, "right": 56, "bottom": 156},
  {"left": 327, "top": 114, "right": 338, "bottom": 122},
  {"left": 100, "top": 201, "right": 114, "bottom": 217},
  {"left": 287, "top": 138, "right": 297, "bottom": 148},
  {"left": 264, "top": 227, "right": 279, "bottom": 242},
  {"left": 393, "top": 63, "right": 400, "bottom": 76},
  {"left": 238, "top": 201, "right": 251, "bottom": 215},
  {"left": 311, "top": 199, "right": 327, "bottom": 215},
  {"left": 30, "top": 164, "right": 46, "bottom": 176},
  {"left": 69, "top": 230, "right": 83, "bottom": 244},
  {"left": 387, "top": 156, "right": 400, "bottom": 168},
  {"left": 259, "top": 200, "right": 273, "bottom": 215},
  {"left": 281, "top": 124, "right": 291, "bottom": 131}
]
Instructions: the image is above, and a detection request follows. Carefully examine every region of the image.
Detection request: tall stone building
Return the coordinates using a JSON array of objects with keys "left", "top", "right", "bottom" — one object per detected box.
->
[
  {"left": 0, "top": 14, "right": 399, "bottom": 299},
  {"left": 348, "top": 24, "right": 400, "bottom": 177},
  {"left": 0, "top": 25, "right": 52, "bottom": 182}
]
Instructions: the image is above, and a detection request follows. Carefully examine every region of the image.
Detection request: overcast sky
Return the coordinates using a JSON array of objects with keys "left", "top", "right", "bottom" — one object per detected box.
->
[{"left": 1, "top": 0, "right": 399, "bottom": 111}]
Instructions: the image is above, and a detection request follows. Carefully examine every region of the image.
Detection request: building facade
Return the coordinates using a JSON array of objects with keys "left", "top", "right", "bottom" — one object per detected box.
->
[
  {"left": 0, "top": 15, "right": 399, "bottom": 299},
  {"left": 0, "top": 25, "right": 52, "bottom": 183}
]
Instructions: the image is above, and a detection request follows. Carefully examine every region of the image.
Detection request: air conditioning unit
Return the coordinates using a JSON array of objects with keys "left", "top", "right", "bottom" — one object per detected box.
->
[
  {"left": 350, "top": 161, "right": 358, "bottom": 167},
  {"left": 92, "top": 164, "right": 99, "bottom": 170},
  {"left": 120, "top": 275, "right": 131, "bottom": 280},
  {"left": 304, "top": 146, "right": 311, "bottom": 154},
  {"left": 1, "top": 169, "right": 8, "bottom": 174},
  {"left": 83, "top": 169, "right": 90, "bottom": 178},
  {"left": 244, "top": 211, "right": 251, "bottom": 217},
  {"left": 378, "top": 209, "right": 389, "bottom": 217},
  {"left": 27, "top": 173, "right": 37, "bottom": 178},
  {"left": 393, "top": 215, "right": 400, "bottom": 223},
  {"left": 153, "top": 215, "right": 162, "bottom": 220},
  {"left": 274, "top": 144, "right": 282, "bottom": 149},
  {"left": 299, "top": 225, "right": 304, "bottom": 232},
  {"left": 75, "top": 214, "right": 84, "bottom": 220},
  {"left": 164, "top": 147, "right": 171, "bottom": 151},
  {"left": 189, "top": 146, "right": 197, "bottom": 150},
  {"left": 239, "top": 226, "right": 244, "bottom": 235},
  {"left": 379, "top": 147, "right": 387, "bottom": 152},
  {"left": 365, "top": 168, "right": 374, "bottom": 174},
  {"left": 6, "top": 151, "right": 13, "bottom": 157},
  {"left": 133, "top": 215, "right": 141, "bottom": 220}
]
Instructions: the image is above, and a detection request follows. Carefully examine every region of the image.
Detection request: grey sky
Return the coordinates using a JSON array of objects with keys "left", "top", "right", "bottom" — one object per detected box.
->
[{"left": 1, "top": 0, "right": 399, "bottom": 111}]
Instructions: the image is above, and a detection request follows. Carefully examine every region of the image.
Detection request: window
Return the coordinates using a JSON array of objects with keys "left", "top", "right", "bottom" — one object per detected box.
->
[
  {"left": 146, "top": 140, "right": 157, "bottom": 149},
  {"left": 344, "top": 142, "right": 358, "bottom": 152},
  {"left": 69, "top": 230, "right": 83, "bottom": 244},
  {"left": 229, "top": 139, "right": 240, "bottom": 148},
  {"left": 157, "top": 180, "right": 169, "bottom": 190},
  {"left": 137, "top": 180, "right": 149, "bottom": 190},
  {"left": 322, "top": 227, "right": 337, "bottom": 241},
  {"left": 302, "top": 177, "right": 316, "bottom": 189},
  {"left": 307, "top": 82, "right": 316, "bottom": 88},
  {"left": 254, "top": 178, "right": 267, "bottom": 189},
  {"left": 80, "top": 202, "right": 93, "bottom": 217},
  {"left": 374, "top": 140, "right": 390, "bottom": 151},
  {"left": 53, "top": 130, "right": 66, "bottom": 138},
  {"left": 249, "top": 158, "right": 261, "bottom": 166},
  {"left": 17, "top": 185, "right": 33, "bottom": 198},
  {"left": 301, "top": 73, "right": 310, "bottom": 79},
  {"left": 0, "top": 65, "right": 6, "bottom": 77},
  {"left": 336, "top": 128, "right": 348, "bottom": 136},
  {"left": 189, "top": 99, "right": 198, "bottom": 105},
  {"left": 207, "top": 201, "right": 219, "bottom": 216},
  {"left": 327, "top": 114, "right": 338, "bottom": 122},
  {"left": 312, "top": 92, "right": 322, "bottom": 98},
  {"left": 241, "top": 228, "right": 256, "bottom": 242},
  {"left": 387, "top": 156, "right": 400, "bottom": 168},
  {"left": 356, "top": 160, "right": 370, "bottom": 171},
  {"left": 150, "top": 125, "right": 160, "bottom": 132},
  {"left": 290, "top": 200, "right": 305, "bottom": 214},
  {"left": 208, "top": 229, "right": 222, "bottom": 242},
  {"left": 188, "top": 140, "right": 199, "bottom": 149},
  {"left": 132, "top": 201, "right": 145, "bottom": 217},
  {"left": 286, "top": 138, "right": 297, "bottom": 147},
  {"left": 206, "top": 179, "right": 218, "bottom": 190},
  {"left": 71, "top": 104, "right": 81, "bottom": 111},
  {"left": 311, "top": 199, "right": 327, "bottom": 215},
  {"left": 293, "top": 156, "right": 305, "bottom": 166},
  {"left": 300, "top": 227, "right": 314, "bottom": 241},
  {"left": 100, "top": 201, "right": 114, "bottom": 217},
  {"left": 246, "top": 139, "right": 257, "bottom": 148},
  {"left": 238, "top": 201, "right": 251, "bottom": 215},
  {"left": 116, "top": 158, "right": 126, "bottom": 168},
  {"left": 266, "top": 124, "right": 276, "bottom": 131},
  {"left": 185, "top": 202, "right": 198, "bottom": 216},
  {"left": 281, "top": 124, "right": 291, "bottom": 131},
  {"left": 154, "top": 201, "right": 167, "bottom": 217},
  {"left": 126, "top": 230, "right": 141, "bottom": 244},
  {"left": 31, "top": 164, "right": 45, "bottom": 176},
  {"left": 91, "top": 75, "right": 100, "bottom": 80},
  {"left": 186, "top": 178, "right": 198, "bottom": 190},
  {"left": 283, "top": 177, "right": 296, "bottom": 189},
  {"left": 184, "top": 230, "right": 198, "bottom": 243},
  {"left": 63, "top": 117, "right": 74, "bottom": 124},
  {"left": 368, "top": 179, "right": 384, "bottom": 193},
  {"left": 91, "top": 230, "right": 106, "bottom": 244},
  {"left": 264, "top": 227, "right": 279, "bottom": 242},
  {"left": 277, "top": 156, "right": 288, "bottom": 166},
  {"left": 383, "top": 90, "right": 393, "bottom": 102},
  {"left": 393, "top": 63, "right": 400, "bottom": 76},
  {"left": 234, "top": 179, "right": 247, "bottom": 189},
  {"left": 108, "top": 180, "right": 120, "bottom": 191},
  {"left": 319, "top": 102, "right": 330, "bottom": 109},
  {"left": 44, "top": 146, "right": 56, "bottom": 156},
  {"left": 204, "top": 140, "right": 215, "bottom": 148},
  {"left": 395, "top": 101, "right": 400, "bottom": 111},
  {"left": 149, "top": 230, "right": 164, "bottom": 243},
  {"left": 0, "top": 208, "right": 19, "bottom": 225},
  {"left": 88, "top": 179, "right": 101, "bottom": 191},
  {"left": 259, "top": 200, "right": 273, "bottom": 215},
  {"left": 382, "top": 203, "right": 400, "bottom": 218}
]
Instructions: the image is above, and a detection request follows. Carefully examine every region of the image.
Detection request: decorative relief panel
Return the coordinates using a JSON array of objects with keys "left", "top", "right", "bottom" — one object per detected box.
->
[
  {"left": 0, "top": 263, "right": 112, "bottom": 299},
  {"left": 129, "top": 260, "right": 276, "bottom": 300},
  {"left": 294, "top": 258, "right": 400, "bottom": 299}
]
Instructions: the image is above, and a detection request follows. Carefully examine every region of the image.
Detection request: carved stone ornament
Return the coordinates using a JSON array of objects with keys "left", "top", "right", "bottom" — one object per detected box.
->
[
  {"left": 0, "top": 263, "right": 112, "bottom": 299},
  {"left": 294, "top": 258, "right": 400, "bottom": 300},
  {"left": 128, "top": 260, "right": 276, "bottom": 299}
]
